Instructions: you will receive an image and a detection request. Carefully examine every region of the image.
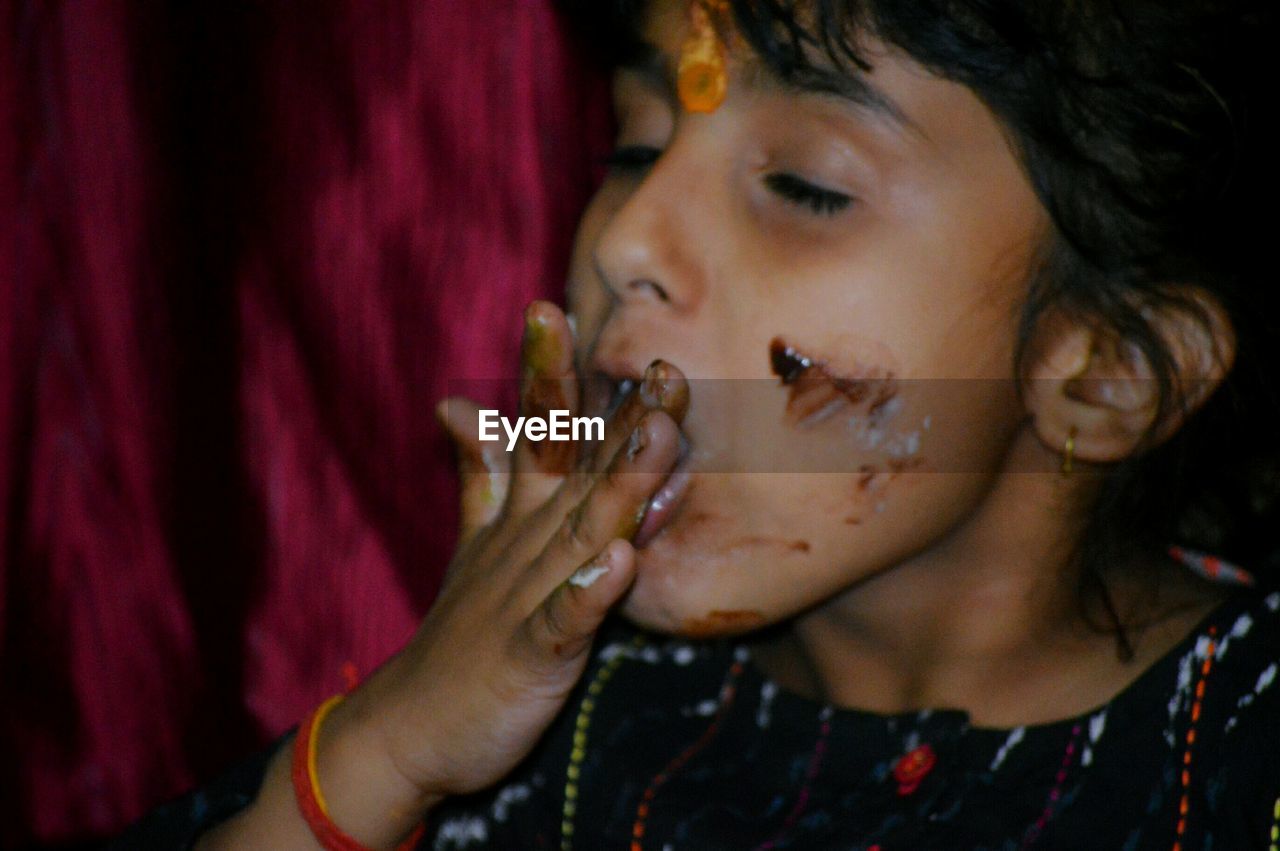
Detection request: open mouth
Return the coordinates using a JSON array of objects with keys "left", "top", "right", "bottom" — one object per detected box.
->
[{"left": 603, "top": 377, "right": 637, "bottom": 421}]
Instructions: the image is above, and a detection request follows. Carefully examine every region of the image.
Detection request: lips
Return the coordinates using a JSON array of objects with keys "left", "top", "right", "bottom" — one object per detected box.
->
[{"left": 635, "top": 432, "right": 693, "bottom": 548}]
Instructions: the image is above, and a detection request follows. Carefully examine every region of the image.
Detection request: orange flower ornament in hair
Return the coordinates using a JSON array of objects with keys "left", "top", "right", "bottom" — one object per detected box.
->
[{"left": 678, "top": 0, "right": 731, "bottom": 112}]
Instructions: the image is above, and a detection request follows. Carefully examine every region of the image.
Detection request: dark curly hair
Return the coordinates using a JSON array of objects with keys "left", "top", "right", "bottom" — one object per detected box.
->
[{"left": 561, "top": 0, "right": 1280, "bottom": 649}]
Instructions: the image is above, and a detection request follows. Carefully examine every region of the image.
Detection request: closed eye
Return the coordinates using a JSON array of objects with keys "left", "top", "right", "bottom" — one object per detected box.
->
[
  {"left": 764, "top": 172, "right": 853, "bottom": 216},
  {"left": 603, "top": 145, "right": 662, "bottom": 174}
]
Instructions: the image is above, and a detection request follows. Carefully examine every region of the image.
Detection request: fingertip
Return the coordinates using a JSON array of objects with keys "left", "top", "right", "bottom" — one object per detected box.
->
[
  {"left": 438, "top": 395, "right": 478, "bottom": 422},
  {"left": 632, "top": 408, "right": 681, "bottom": 458},
  {"left": 522, "top": 302, "right": 574, "bottom": 377},
  {"left": 565, "top": 540, "right": 637, "bottom": 602},
  {"left": 599, "top": 540, "right": 640, "bottom": 600},
  {"left": 434, "top": 397, "right": 453, "bottom": 427},
  {"left": 600, "top": 538, "right": 637, "bottom": 576},
  {"left": 602, "top": 536, "right": 633, "bottom": 559},
  {"left": 525, "top": 299, "right": 555, "bottom": 321},
  {"left": 662, "top": 369, "right": 690, "bottom": 423}
]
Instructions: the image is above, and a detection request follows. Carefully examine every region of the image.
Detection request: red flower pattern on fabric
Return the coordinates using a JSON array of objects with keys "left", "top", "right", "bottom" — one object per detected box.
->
[{"left": 892, "top": 744, "right": 937, "bottom": 796}]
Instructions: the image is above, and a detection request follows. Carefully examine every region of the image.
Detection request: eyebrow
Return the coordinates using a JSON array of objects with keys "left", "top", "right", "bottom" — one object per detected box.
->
[
  {"left": 772, "top": 65, "right": 912, "bottom": 130},
  {"left": 619, "top": 41, "right": 913, "bottom": 131}
]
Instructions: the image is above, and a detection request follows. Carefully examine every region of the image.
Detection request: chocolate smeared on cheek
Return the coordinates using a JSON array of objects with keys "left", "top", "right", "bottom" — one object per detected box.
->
[
  {"left": 769, "top": 336, "right": 930, "bottom": 520},
  {"left": 723, "top": 536, "right": 811, "bottom": 554},
  {"left": 887, "top": 456, "right": 925, "bottom": 474},
  {"left": 867, "top": 383, "right": 900, "bottom": 424},
  {"left": 769, "top": 337, "right": 900, "bottom": 428}
]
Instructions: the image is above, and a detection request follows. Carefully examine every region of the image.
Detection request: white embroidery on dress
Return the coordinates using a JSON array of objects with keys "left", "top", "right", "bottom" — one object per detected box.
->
[
  {"left": 490, "top": 782, "right": 531, "bottom": 823},
  {"left": 1089, "top": 709, "right": 1108, "bottom": 743},
  {"left": 757, "top": 680, "right": 778, "bottom": 729},
  {"left": 1256, "top": 661, "right": 1277, "bottom": 693},
  {"left": 990, "top": 726, "right": 1026, "bottom": 771},
  {"left": 1225, "top": 663, "right": 1276, "bottom": 733},
  {"left": 672, "top": 644, "right": 696, "bottom": 666},
  {"left": 599, "top": 641, "right": 637, "bottom": 663},
  {"left": 434, "top": 815, "right": 489, "bottom": 848},
  {"left": 1166, "top": 647, "right": 1197, "bottom": 747},
  {"left": 1081, "top": 709, "right": 1108, "bottom": 767},
  {"left": 1213, "top": 612, "right": 1254, "bottom": 659}
]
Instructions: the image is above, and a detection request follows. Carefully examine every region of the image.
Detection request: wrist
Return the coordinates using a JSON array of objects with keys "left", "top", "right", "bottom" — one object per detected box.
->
[{"left": 311, "top": 687, "right": 443, "bottom": 849}]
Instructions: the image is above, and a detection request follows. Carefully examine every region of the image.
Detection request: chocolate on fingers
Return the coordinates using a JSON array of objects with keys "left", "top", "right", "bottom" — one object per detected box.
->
[
  {"left": 527, "top": 408, "right": 682, "bottom": 599},
  {"left": 516, "top": 301, "right": 581, "bottom": 478},
  {"left": 585, "top": 359, "right": 689, "bottom": 477}
]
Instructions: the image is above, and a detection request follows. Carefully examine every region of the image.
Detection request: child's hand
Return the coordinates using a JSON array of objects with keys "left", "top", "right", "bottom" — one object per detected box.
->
[
  {"left": 341, "top": 301, "right": 688, "bottom": 821},
  {"left": 195, "top": 304, "right": 689, "bottom": 849}
]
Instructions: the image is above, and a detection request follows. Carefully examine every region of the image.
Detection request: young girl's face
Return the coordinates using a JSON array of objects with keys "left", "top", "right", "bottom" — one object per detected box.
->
[{"left": 566, "top": 0, "right": 1052, "bottom": 635}]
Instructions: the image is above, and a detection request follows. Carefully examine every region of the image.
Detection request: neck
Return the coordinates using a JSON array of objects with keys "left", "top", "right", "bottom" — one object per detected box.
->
[{"left": 749, "top": 424, "right": 1222, "bottom": 727}]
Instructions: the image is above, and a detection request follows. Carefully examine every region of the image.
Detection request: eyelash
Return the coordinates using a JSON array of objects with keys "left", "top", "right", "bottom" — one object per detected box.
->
[
  {"left": 763, "top": 173, "right": 853, "bottom": 216},
  {"left": 603, "top": 146, "right": 854, "bottom": 217},
  {"left": 602, "top": 145, "right": 661, "bottom": 174}
]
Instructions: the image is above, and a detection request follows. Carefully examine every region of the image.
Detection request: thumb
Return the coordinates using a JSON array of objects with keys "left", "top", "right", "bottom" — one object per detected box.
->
[{"left": 437, "top": 397, "right": 510, "bottom": 540}]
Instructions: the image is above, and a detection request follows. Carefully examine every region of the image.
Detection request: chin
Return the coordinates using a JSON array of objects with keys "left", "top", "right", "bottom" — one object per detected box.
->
[
  {"left": 618, "top": 528, "right": 785, "bottom": 639},
  {"left": 618, "top": 471, "right": 847, "bottom": 637}
]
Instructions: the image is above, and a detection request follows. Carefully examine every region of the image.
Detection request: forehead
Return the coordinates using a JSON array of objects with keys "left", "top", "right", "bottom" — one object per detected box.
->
[{"left": 617, "top": 0, "right": 927, "bottom": 138}]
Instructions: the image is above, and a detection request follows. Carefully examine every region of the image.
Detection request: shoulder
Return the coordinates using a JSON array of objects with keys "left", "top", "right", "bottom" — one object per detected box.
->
[
  {"left": 1206, "top": 584, "right": 1280, "bottom": 720},
  {"left": 1185, "top": 582, "right": 1279, "bottom": 743},
  {"left": 1194, "top": 585, "right": 1280, "bottom": 841}
]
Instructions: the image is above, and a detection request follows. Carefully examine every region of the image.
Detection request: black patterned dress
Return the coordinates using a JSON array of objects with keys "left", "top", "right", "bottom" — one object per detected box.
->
[{"left": 116, "top": 571, "right": 1280, "bottom": 850}]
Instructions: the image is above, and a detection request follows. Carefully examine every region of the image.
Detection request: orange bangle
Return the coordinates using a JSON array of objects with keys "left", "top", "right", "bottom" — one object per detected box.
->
[{"left": 292, "top": 694, "right": 427, "bottom": 851}]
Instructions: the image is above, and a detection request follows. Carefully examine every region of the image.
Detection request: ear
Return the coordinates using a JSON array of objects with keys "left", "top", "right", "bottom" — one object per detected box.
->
[{"left": 1022, "top": 289, "right": 1236, "bottom": 465}]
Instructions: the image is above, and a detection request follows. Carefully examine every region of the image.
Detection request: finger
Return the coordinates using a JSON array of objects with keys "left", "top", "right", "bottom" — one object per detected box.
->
[
  {"left": 521, "top": 539, "right": 637, "bottom": 663},
  {"left": 531, "top": 408, "right": 680, "bottom": 590},
  {"left": 580, "top": 359, "right": 690, "bottom": 478},
  {"left": 502, "top": 303, "right": 583, "bottom": 519},
  {"left": 514, "top": 302, "right": 580, "bottom": 478},
  {"left": 437, "top": 396, "right": 510, "bottom": 539}
]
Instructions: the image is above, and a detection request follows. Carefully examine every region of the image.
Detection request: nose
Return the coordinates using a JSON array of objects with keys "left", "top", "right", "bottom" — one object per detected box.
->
[{"left": 591, "top": 137, "right": 713, "bottom": 314}]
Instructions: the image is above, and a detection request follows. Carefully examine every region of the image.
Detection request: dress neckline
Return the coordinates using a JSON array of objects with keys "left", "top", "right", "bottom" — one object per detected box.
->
[{"left": 733, "top": 584, "right": 1260, "bottom": 743}]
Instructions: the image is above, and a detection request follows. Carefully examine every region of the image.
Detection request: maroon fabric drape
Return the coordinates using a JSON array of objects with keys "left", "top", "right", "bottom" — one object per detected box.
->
[{"left": 1, "top": 1, "right": 611, "bottom": 845}]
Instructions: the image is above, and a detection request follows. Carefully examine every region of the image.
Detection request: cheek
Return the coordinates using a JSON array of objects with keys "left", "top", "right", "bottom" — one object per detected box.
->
[
  {"left": 619, "top": 380, "right": 1022, "bottom": 636},
  {"left": 619, "top": 472, "right": 997, "bottom": 637}
]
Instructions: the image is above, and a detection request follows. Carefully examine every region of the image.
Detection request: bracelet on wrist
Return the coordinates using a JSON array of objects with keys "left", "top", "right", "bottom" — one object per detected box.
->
[{"left": 291, "top": 693, "right": 427, "bottom": 851}]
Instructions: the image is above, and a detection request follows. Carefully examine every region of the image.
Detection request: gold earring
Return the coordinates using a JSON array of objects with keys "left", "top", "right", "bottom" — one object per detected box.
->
[{"left": 1060, "top": 426, "right": 1077, "bottom": 476}]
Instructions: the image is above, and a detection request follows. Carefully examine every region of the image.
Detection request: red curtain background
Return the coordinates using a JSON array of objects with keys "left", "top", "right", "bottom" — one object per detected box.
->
[{"left": 0, "top": 1, "right": 611, "bottom": 846}]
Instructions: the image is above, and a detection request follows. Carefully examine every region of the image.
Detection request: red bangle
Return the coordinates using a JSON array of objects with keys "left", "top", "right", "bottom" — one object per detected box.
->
[{"left": 292, "top": 694, "right": 427, "bottom": 851}]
